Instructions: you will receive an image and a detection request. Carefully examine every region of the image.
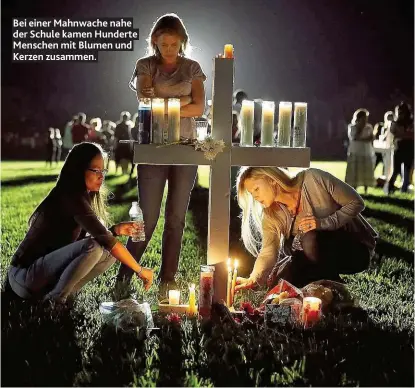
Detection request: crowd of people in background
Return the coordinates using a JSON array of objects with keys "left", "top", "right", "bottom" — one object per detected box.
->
[
  {"left": 2, "top": 90, "right": 413, "bottom": 195},
  {"left": 344, "top": 101, "right": 414, "bottom": 195}
]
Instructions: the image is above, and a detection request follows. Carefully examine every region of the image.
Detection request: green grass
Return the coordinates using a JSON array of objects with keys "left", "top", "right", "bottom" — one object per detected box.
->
[{"left": 1, "top": 161, "right": 414, "bottom": 386}]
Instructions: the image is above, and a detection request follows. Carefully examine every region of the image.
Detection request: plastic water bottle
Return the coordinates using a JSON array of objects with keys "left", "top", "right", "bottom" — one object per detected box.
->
[{"left": 129, "top": 201, "right": 145, "bottom": 242}]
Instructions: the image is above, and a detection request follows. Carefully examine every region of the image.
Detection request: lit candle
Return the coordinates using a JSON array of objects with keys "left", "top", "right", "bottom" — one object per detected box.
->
[
  {"left": 199, "top": 265, "right": 215, "bottom": 318},
  {"left": 224, "top": 44, "right": 234, "bottom": 59},
  {"left": 240, "top": 100, "right": 254, "bottom": 147},
  {"left": 292, "top": 102, "right": 307, "bottom": 148},
  {"left": 230, "top": 259, "right": 238, "bottom": 307},
  {"left": 261, "top": 101, "right": 275, "bottom": 147},
  {"left": 188, "top": 284, "right": 197, "bottom": 316},
  {"left": 302, "top": 297, "right": 322, "bottom": 327},
  {"left": 277, "top": 101, "right": 292, "bottom": 147},
  {"left": 226, "top": 258, "right": 232, "bottom": 307},
  {"left": 168, "top": 98, "right": 180, "bottom": 142},
  {"left": 152, "top": 98, "right": 165, "bottom": 144},
  {"left": 168, "top": 290, "right": 180, "bottom": 305}
]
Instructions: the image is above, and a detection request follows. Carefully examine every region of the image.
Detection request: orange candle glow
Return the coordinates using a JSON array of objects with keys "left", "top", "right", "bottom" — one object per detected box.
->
[
  {"left": 302, "top": 297, "right": 322, "bottom": 327},
  {"left": 224, "top": 44, "right": 234, "bottom": 58}
]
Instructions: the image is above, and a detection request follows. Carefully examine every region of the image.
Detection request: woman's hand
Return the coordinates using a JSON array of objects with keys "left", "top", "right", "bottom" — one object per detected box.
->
[
  {"left": 141, "top": 87, "right": 155, "bottom": 98},
  {"left": 138, "top": 267, "right": 154, "bottom": 291},
  {"left": 114, "top": 221, "right": 144, "bottom": 237},
  {"left": 298, "top": 215, "right": 319, "bottom": 233},
  {"left": 234, "top": 277, "right": 257, "bottom": 293}
]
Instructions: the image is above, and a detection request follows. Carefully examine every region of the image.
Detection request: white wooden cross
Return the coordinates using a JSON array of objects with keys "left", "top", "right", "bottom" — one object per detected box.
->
[{"left": 132, "top": 57, "right": 310, "bottom": 301}]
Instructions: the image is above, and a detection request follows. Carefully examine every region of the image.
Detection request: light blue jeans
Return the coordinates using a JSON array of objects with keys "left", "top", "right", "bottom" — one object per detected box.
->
[{"left": 8, "top": 238, "right": 116, "bottom": 301}]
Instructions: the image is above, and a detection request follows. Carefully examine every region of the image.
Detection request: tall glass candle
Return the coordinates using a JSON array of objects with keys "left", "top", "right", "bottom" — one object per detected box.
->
[
  {"left": 168, "top": 98, "right": 180, "bottom": 142},
  {"left": 261, "top": 101, "right": 275, "bottom": 147},
  {"left": 224, "top": 44, "right": 234, "bottom": 58},
  {"left": 230, "top": 259, "right": 238, "bottom": 307},
  {"left": 138, "top": 98, "right": 152, "bottom": 144},
  {"left": 152, "top": 98, "right": 165, "bottom": 144},
  {"left": 188, "top": 284, "right": 197, "bottom": 316},
  {"left": 292, "top": 102, "right": 307, "bottom": 148},
  {"left": 226, "top": 259, "right": 232, "bottom": 307},
  {"left": 277, "top": 101, "right": 292, "bottom": 147},
  {"left": 240, "top": 100, "right": 254, "bottom": 147},
  {"left": 198, "top": 265, "right": 215, "bottom": 318}
]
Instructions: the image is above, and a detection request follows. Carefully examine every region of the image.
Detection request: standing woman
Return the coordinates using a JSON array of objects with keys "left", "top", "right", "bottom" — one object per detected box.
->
[
  {"left": 345, "top": 109, "right": 375, "bottom": 194},
  {"left": 117, "top": 13, "right": 206, "bottom": 298}
]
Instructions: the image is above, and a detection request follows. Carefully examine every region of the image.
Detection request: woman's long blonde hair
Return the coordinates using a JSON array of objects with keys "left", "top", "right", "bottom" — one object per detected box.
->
[
  {"left": 147, "top": 13, "right": 192, "bottom": 58},
  {"left": 236, "top": 167, "right": 304, "bottom": 257}
]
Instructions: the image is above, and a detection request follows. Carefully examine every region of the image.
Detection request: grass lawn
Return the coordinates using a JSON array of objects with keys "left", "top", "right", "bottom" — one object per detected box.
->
[{"left": 1, "top": 160, "right": 414, "bottom": 386}]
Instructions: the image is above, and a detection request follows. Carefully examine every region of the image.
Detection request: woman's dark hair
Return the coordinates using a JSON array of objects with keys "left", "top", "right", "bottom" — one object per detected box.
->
[
  {"left": 30, "top": 142, "right": 111, "bottom": 226},
  {"left": 147, "top": 13, "right": 190, "bottom": 57}
]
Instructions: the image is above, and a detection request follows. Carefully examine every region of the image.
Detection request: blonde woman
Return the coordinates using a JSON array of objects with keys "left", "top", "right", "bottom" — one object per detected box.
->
[
  {"left": 345, "top": 109, "right": 375, "bottom": 193},
  {"left": 234, "top": 167, "right": 378, "bottom": 291},
  {"left": 119, "top": 13, "right": 206, "bottom": 299}
]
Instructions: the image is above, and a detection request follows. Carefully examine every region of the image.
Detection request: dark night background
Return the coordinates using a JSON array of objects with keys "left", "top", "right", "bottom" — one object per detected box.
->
[{"left": 1, "top": 0, "right": 414, "bottom": 157}]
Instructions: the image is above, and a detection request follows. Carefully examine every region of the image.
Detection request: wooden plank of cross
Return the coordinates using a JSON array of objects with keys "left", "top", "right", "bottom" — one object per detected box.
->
[{"left": 130, "top": 57, "right": 310, "bottom": 302}]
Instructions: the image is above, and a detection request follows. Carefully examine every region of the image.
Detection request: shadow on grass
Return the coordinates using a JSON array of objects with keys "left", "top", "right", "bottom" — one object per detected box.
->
[
  {"left": 1, "top": 290, "right": 83, "bottom": 387},
  {"left": 108, "top": 177, "right": 138, "bottom": 205},
  {"left": 362, "top": 193, "right": 414, "bottom": 211},
  {"left": 374, "top": 239, "right": 414, "bottom": 264},
  {"left": 362, "top": 207, "right": 414, "bottom": 234},
  {"left": 1, "top": 175, "right": 59, "bottom": 187}
]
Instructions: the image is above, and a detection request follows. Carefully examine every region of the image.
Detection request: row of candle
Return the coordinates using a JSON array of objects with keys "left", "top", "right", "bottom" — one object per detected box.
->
[
  {"left": 239, "top": 100, "right": 308, "bottom": 148},
  {"left": 139, "top": 98, "right": 181, "bottom": 144}
]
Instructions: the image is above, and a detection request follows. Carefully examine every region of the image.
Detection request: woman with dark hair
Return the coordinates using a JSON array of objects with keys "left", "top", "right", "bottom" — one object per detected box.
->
[
  {"left": 7, "top": 143, "right": 154, "bottom": 303},
  {"left": 119, "top": 13, "right": 206, "bottom": 299},
  {"left": 386, "top": 102, "right": 414, "bottom": 194}
]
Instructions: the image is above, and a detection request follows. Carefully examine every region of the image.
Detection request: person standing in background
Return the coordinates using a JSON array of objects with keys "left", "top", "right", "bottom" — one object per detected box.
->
[
  {"left": 345, "top": 109, "right": 375, "bottom": 194},
  {"left": 62, "top": 115, "right": 76, "bottom": 159}
]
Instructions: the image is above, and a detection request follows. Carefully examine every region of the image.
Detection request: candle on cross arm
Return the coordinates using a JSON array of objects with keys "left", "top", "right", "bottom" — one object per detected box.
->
[
  {"left": 230, "top": 259, "right": 238, "bottom": 307},
  {"left": 261, "top": 101, "right": 275, "bottom": 147},
  {"left": 292, "top": 102, "right": 307, "bottom": 148},
  {"left": 277, "top": 101, "right": 292, "bottom": 147},
  {"left": 224, "top": 44, "right": 234, "bottom": 58},
  {"left": 168, "top": 98, "right": 180, "bottom": 142},
  {"left": 152, "top": 98, "right": 164, "bottom": 144},
  {"left": 226, "top": 258, "right": 232, "bottom": 307},
  {"left": 188, "top": 283, "right": 197, "bottom": 316},
  {"left": 240, "top": 100, "right": 254, "bottom": 147}
]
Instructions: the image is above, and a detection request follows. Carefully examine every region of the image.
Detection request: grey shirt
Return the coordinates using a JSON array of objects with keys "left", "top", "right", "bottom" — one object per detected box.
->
[
  {"left": 250, "top": 168, "right": 378, "bottom": 284},
  {"left": 130, "top": 55, "right": 207, "bottom": 139}
]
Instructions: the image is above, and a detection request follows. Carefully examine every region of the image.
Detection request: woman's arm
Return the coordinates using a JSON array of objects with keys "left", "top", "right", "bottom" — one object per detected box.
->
[
  {"left": 314, "top": 170, "right": 365, "bottom": 230},
  {"left": 180, "top": 79, "right": 205, "bottom": 118},
  {"left": 110, "top": 242, "right": 153, "bottom": 290}
]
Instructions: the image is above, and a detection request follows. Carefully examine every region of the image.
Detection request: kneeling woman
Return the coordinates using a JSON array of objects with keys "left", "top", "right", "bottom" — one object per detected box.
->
[
  {"left": 235, "top": 167, "right": 378, "bottom": 291},
  {"left": 7, "top": 143, "right": 154, "bottom": 303}
]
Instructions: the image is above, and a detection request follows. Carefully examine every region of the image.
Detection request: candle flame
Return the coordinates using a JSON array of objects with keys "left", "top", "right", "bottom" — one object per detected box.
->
[
  {"left": 190, "top": 283, "right": 195, "bottom": 290},
  {"left": 234, "top": 259, "right": 238, "bottom": 269}
]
